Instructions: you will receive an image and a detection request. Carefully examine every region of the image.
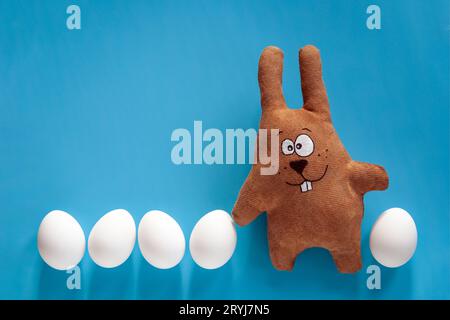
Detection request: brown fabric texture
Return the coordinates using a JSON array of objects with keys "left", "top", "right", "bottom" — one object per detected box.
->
[{"left": 232, "top": 45, "right": 389, "bottom": 273}]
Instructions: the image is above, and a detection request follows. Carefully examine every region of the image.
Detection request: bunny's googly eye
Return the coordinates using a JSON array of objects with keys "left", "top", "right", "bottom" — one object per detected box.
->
[
  {"left": 295, "top": 134, "right": 314, "bottom": 157},
  {"left": 281, "top": 139, "right": 295, "bottom": 155}
]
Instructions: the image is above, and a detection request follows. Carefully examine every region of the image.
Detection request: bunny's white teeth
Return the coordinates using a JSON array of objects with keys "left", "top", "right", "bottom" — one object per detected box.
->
[{"left": 300, "top": 181, "right": 313, "bottom": 193}]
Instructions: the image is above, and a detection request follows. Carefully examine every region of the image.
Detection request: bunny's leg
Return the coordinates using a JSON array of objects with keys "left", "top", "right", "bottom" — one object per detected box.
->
[
  {"left": 329, "top": 214, "right": 363, "bottom": 273},
  {"left": 268, "top": 240, "right": 299, "bottom": 271},
  {"left": 330, "top": 244, "right": 362, "bottom": 273}
]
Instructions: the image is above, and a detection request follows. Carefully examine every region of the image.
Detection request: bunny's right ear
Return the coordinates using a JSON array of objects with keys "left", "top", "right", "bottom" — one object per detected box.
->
[
  {"left": 299, "top": 45, "right": 330, "bottom": 120},
  {"left": 258, "top": 46, "right": 287, "bottom": 112}
]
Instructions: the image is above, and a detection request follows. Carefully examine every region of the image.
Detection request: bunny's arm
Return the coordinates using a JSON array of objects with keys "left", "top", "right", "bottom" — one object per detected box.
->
[
  {"left": 348, "top": 161, "right": 389, "bottom": 195},
  {"left": 232, "top": 169, "right": 267, "bottom": 226}
]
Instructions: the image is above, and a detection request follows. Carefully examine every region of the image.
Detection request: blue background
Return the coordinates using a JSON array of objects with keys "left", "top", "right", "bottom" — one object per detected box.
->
[{"left": 0, "top": 0, "right": 448, "bottom": 299}]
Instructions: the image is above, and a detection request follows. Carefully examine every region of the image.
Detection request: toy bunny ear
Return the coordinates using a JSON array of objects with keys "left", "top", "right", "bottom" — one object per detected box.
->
[
  {"left": 299, "top": 45, "right": 331, "bottom": 120},
  {"left": 258, "top": 46, "right": 287, "bottom": 111}
]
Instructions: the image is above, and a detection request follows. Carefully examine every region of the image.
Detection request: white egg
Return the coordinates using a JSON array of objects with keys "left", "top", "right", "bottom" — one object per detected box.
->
[
  {"left": 88, "top": 209, "right": 136, "bottom": 268},
  {"left": 37, "top": 210, "right": 85, "bottom": 270},
  {"left": 138, "top": 210, "right": 185, "bottom": 269},
  {"left": 189, "top": 209, "right": 237, "bottom": 269},
  {"left": 370, "top": 207, "right": 418, "bottom": 268}
]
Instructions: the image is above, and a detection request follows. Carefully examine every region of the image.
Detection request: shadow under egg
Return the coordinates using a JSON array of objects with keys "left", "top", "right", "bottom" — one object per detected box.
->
[
  {"left": 136, "top": 256, "right": 183, "bottom": 299},
  {"left": 186, "top": 260, "right": 234, "bottom": 299},
  {"left": 37, "top": 259, "right": 85, "bottom": 300},
  {"left": 86, "top": 254, "right": 135, "bottom": 300}
]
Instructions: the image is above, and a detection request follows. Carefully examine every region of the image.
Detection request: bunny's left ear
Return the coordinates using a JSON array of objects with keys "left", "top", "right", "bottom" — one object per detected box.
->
[{"left": 299, "top": 45, "right": 331, "bottom": 121}]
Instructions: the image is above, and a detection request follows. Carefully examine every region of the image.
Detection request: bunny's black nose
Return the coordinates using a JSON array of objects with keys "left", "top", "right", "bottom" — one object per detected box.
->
[{"left": 290, "top": 160, "right": 308, "bottom": 175}]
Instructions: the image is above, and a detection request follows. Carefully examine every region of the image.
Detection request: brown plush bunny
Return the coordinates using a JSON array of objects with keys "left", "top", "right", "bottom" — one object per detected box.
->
[{"left": 232, "top": 45, "right": 389, "bottom": 273}]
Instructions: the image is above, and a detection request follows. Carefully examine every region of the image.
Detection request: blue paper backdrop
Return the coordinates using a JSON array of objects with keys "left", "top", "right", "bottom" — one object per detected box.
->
[{"left": 0, "top": 0, "right": 448, "bottom": 299}]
